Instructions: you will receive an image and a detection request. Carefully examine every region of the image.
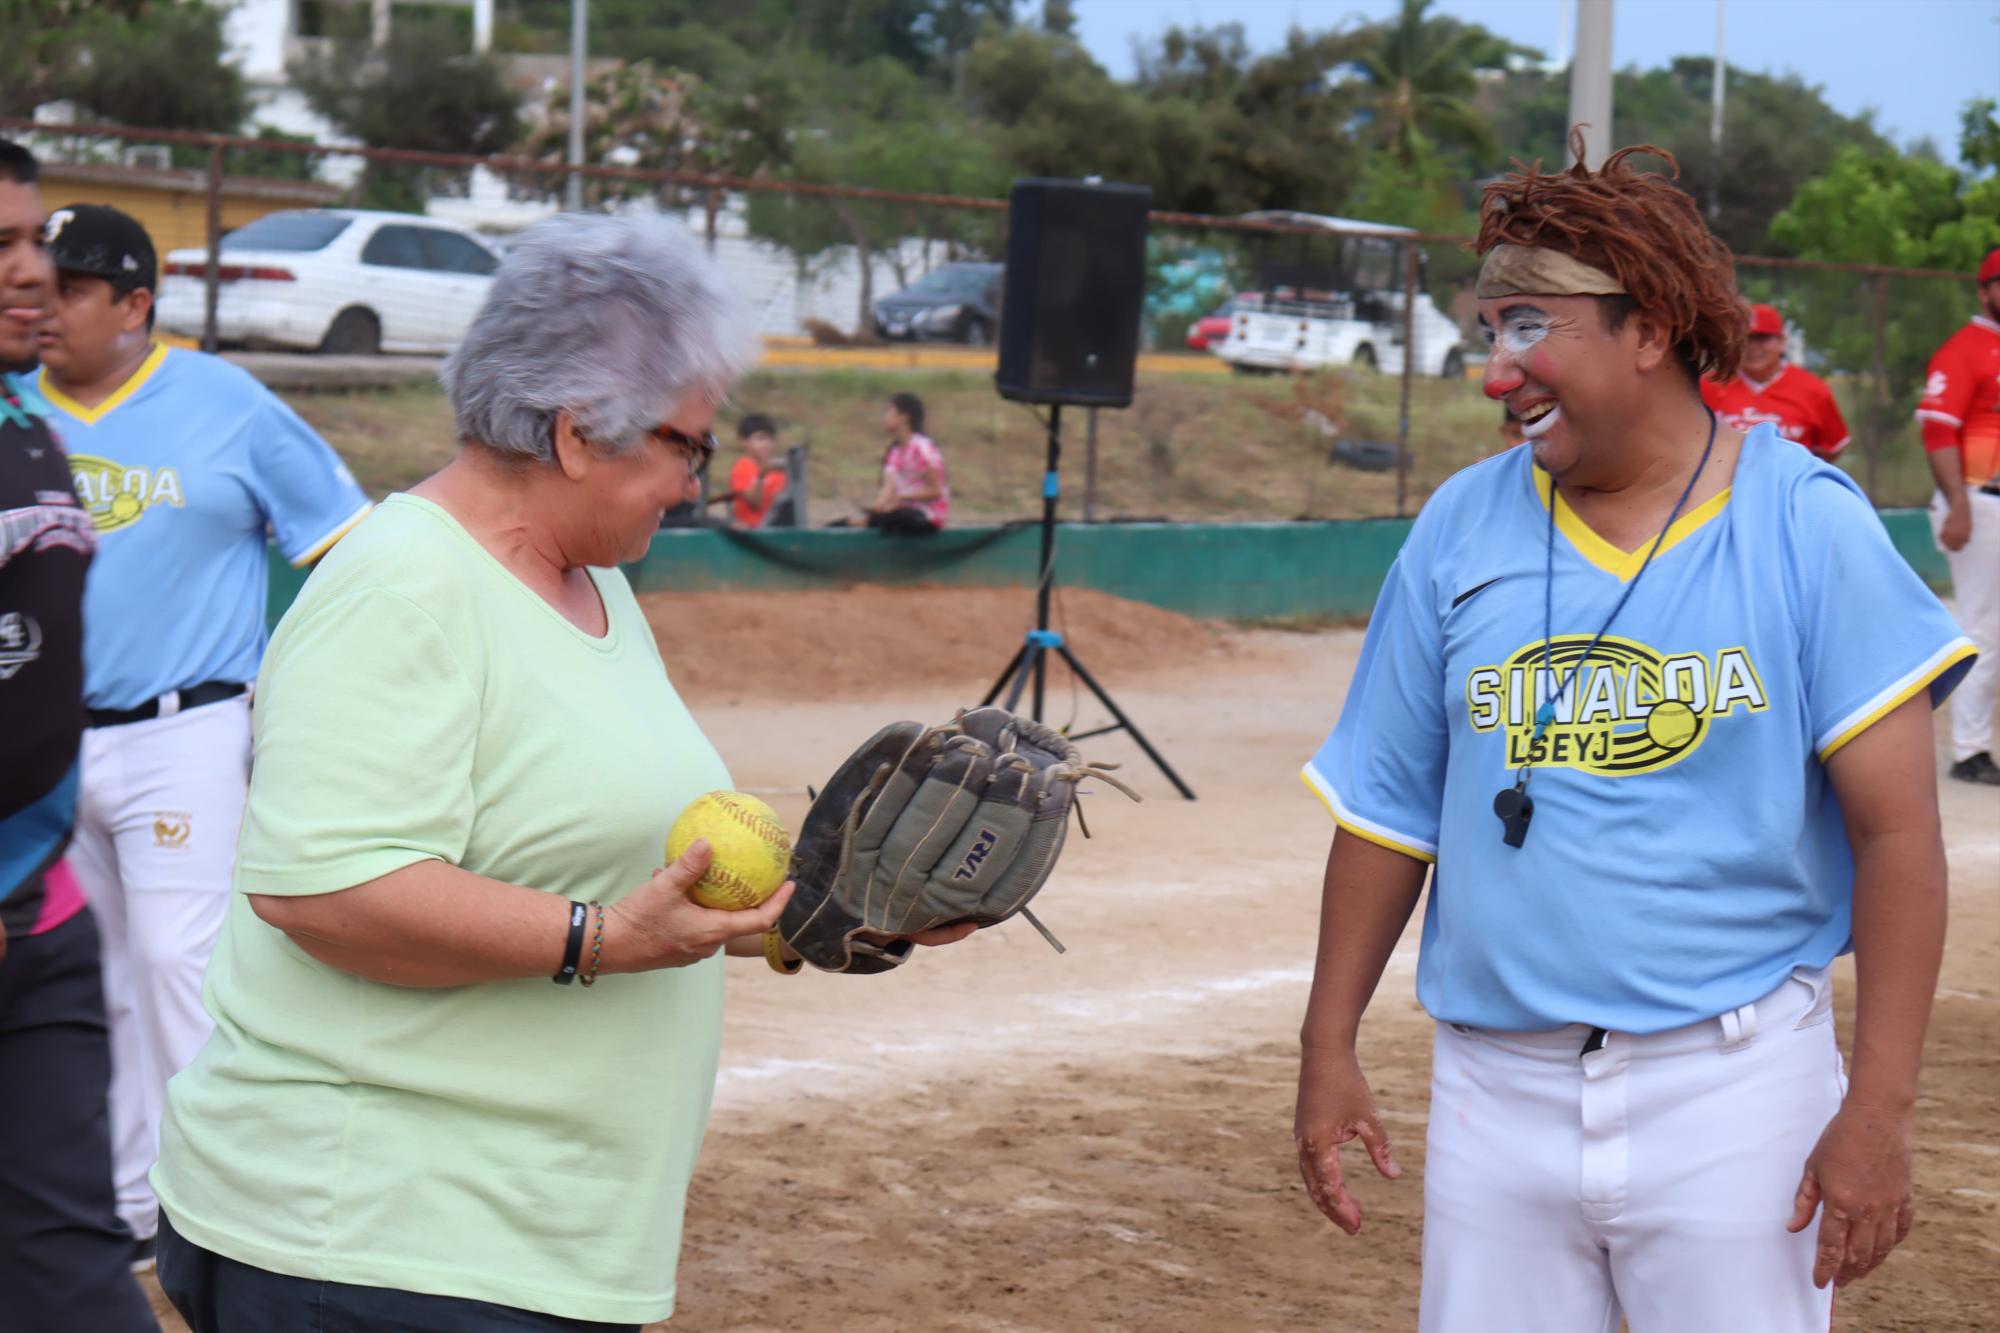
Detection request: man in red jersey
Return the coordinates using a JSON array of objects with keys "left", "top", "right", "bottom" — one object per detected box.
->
[
  {"left": 1702, "top": 303, "right": 1850, "bottom": 459},
  {"left": 1916, "top": 248, "right": 2000, "bottom": 785}
]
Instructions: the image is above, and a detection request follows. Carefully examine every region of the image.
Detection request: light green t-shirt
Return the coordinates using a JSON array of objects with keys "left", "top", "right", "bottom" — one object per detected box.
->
[{"left": 153, "top": 495, "right": 730, "bottom": 1325}]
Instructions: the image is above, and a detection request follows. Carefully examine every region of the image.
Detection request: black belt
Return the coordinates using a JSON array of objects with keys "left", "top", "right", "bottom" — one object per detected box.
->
[
  {"left": 1979, "top": 481, "right": 2000, "bottom": 497},
  {"left": 87, "top": 681, "right": 246, "bottom": 728}
]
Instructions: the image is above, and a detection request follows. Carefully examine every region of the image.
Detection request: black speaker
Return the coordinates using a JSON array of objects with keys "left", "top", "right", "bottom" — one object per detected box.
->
[{"left": 995, "top": 178, "right": 1151, "bottom": 408}]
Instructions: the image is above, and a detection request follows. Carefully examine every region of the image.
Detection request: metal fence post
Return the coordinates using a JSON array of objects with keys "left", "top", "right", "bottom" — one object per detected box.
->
[
  {"left": 1083, "top": 406, "right": 1099, "bottom": 522},
  {"left": 1395, "top": 241, "right": 1418, "bottom": 519},
  {"left": 202, "top": 142, "right": 223, "bottom": 354},
  {"left": 1867, "top": 270, "right": 1889, "bottom": 504},
  {"left": 565, "top": 0, "right": 587, "bottom": 210}
]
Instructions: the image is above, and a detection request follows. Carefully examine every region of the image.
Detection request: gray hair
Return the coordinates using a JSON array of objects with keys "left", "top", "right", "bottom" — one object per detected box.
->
[{"left": 441, "top": 213, "right": 757, "bottom": 460}]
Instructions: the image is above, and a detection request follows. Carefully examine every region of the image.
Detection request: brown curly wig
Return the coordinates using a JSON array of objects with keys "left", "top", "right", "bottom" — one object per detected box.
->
[{"left": 1477, "top": 129, "right": 1745, "bottom": 382}]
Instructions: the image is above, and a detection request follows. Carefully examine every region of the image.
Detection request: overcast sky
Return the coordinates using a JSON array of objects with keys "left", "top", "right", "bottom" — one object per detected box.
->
[{"left": 1069, "top": 0, "right": 2000, "bottom": 165}]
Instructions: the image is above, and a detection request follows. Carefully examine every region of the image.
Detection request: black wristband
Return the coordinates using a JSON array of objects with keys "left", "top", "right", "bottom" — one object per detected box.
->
[{"left": 552, "top": 900, "right": 588, "bottom": 984}]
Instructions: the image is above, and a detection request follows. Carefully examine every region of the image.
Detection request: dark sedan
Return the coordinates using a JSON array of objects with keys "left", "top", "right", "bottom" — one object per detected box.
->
[{"left": 872, "top": 261, "right": 1003, "bottom": 344}]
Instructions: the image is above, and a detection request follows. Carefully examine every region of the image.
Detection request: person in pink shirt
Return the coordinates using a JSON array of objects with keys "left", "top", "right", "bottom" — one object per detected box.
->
[{"left": 866, "top": 392, "right": 949, "bottom": 533}]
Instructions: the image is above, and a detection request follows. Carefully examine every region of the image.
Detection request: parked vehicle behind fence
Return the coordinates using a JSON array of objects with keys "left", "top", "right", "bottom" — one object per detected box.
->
[
  {"left": 871, "top": 261, "right": 1003, "bottom": 344},
  {"left": 155, "top": 209, "right": 503, "bottom": 355},
  {"left": 1185, "top": 293, "right": 1261, "bottom": 351},
  {"left": 1213, "top": 213, "right": 1465, "bottom": 379}
]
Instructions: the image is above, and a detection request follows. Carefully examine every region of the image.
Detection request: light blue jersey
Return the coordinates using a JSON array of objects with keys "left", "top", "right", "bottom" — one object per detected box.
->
[
  {"left": 39, "top": 346, "right": 370, "bottom": 711},
  {"left": 1304, "top": 426, "right": 1975, "bottom": 1034}
]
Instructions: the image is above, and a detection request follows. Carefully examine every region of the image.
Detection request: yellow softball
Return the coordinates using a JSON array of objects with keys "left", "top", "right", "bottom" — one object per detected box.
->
[
  {"left": 1645, "top": 700, "right": 1700, "bottom": 751},
  {"left": 666, "top": 791, "right": 792, "bottom": 911}
]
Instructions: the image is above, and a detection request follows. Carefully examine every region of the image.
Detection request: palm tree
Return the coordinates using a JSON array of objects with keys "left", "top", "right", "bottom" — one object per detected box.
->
[{"left": 1352, "top": 0, "right": 1526, "bottom": 164}]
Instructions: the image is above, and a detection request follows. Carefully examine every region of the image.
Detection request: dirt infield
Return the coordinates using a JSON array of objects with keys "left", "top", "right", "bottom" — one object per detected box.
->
[
  {"left": 143, "top": 589, "right": 1998, "bottom": 1331},
  {"left": 635, "top": 584, "right": 1278, "bottom": 703}
]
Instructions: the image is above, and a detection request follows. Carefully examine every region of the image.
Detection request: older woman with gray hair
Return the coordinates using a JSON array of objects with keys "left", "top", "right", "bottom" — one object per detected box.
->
[{"left": 148, "top": 215, "right": 963, "bottom": 1332}]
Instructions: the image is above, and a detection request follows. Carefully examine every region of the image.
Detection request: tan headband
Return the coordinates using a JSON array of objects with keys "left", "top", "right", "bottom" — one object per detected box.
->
[{"left": 1475, "top": 244, "right": 1627, "bottom": 299}]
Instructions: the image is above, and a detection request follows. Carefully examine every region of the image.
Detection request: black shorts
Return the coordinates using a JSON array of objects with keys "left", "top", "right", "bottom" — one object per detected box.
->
[{"left": 157, "top": 1213, "right": 640, "bottom": 1332}]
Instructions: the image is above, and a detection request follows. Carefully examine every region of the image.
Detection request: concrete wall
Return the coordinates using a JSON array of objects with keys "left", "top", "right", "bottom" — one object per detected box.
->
[{"left": 266, "top": 509, "right": 1950, "bottom": 630}]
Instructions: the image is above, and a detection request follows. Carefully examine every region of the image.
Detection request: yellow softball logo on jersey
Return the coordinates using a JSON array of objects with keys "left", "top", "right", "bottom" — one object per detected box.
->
[
  {"left": 1464, "top": 635, "right": 1768, "bottom": 776},
  {"left": 68, "top": 455, "right": 186, "bottom": 533}
]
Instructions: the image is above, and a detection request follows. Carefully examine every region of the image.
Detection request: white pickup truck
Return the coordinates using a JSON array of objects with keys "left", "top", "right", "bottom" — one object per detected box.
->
[{"left": 1213, "top": 212, "right": 1467, "bottom": 379}]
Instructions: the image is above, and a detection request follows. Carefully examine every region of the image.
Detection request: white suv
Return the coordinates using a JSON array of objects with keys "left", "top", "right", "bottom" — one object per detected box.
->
[{"left": 155, "top": 209, "right": 502, "bottom": 354}]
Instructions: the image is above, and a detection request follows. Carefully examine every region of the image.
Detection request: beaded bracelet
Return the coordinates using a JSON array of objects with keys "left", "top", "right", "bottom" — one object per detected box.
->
[
  {"left": 764, "top": 929, "right": 802, "bottom": 976},
  {"left": 579, "top": 903, "right": 608, "bottom": 986}
]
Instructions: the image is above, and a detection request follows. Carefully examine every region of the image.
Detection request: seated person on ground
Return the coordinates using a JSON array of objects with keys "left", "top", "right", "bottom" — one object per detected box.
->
[
  {"left": 864, "top": 391, "right": 949, "bottom": 534},
  {"left": 724, "top": 414, "right": 787, "bottom": 530}
]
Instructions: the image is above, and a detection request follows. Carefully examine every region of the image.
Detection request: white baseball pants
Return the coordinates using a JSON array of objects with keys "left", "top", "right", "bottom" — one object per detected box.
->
[
  {"left": 1420, "top": 968, "right": 1844, "bottom": 1333},
  {"left": 67, "top": 695, "right": 250, "bottom": 1243},
  {"left": 1931, "top": 488, "right": 2000, "bottom": 762}
]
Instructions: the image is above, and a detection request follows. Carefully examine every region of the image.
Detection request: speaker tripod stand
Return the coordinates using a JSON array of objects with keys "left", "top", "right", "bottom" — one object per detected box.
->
[{"left": 980, "top": 404, "right": 1196, "bottom": 800}]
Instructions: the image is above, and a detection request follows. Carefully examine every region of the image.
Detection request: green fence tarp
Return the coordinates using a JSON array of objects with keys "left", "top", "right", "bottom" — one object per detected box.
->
[{"left": 265, "top": 508, "right": 1950, "bottom": 631}]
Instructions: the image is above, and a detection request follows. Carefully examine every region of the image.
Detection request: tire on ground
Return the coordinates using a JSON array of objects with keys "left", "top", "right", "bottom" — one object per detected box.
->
[{"left": 320, "top": 307, "right": 381, "bottom": 356}]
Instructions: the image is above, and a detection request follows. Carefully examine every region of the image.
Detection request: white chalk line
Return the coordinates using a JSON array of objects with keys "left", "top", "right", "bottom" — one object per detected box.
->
[{"left": 712, "top": 938, "right": 1419, "bottom": 1103}]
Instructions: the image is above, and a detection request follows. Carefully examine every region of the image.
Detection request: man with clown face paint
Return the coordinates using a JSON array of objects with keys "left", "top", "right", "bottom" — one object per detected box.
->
[{"left": 1292, "top": 135, "right": 1976, "bottom": 1332}]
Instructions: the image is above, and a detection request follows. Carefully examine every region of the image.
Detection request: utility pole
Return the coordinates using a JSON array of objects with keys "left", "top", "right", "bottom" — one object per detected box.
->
[
  {"left": 1567, "top": 0, "right": 1615, "bottom": 169},
  {"left": 1709, "top": 0, "right": 1726, "bottom": 220},
  {"left": 566, "top": 0, "right": 587, "bottom": 211}
]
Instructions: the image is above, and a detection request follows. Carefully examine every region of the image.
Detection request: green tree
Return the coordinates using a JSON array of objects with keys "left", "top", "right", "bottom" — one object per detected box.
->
[
  {"left": 1348, "top": 0, "right": 1532, "bottom": 165},
  {"left": 500, "top": 0, "right": 1011, "bottom": 85},
  {"left": 518, "top": 61, "right": 714, "bottom": 208},
  {"left": 1346, "top": 146, "right": 1476, "bottom": 235},
  {"left": 962, "top": 26, "right": 1357, "bottom": 216},
  {"left": 1478, "top": 59, "right": 1891, "bottom": 257},
  {"left": 0, "top": 1, "right": 244, "bottom": 130},
  {"left": 745, "top": 56, "right": 1008, "bottom": 331},
  {"left": 0, "top": 1, "right": 135, "bottom": 117},
  {"left": 53, "top": 0, "right": 246, "bottom": 131},
  {"left": 1960, "top": 98, "right": 2000, "bottom": 174},
  {"left": 217, "top": 126, "right": 320, "bottom": 182},
  {"left": 1767, "top": 142, "right": 2000, "bottom": 495},
  {"left": 1130, "top": 25, "right": 1369, "bottom": 216},
  {"left": 291, "top": 14, "right": 522, "bottom": 211},
  {"left": 961, "top": 29, "right": 1176, "bottom": 186}
]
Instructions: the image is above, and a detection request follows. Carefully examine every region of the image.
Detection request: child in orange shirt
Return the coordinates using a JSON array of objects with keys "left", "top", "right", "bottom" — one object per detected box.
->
[{"left": 726, "top": 414, "right": 786, "bottom": 529}]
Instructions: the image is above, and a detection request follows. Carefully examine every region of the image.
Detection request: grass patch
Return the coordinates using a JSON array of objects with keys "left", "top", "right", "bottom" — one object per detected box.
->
[
  {"left": 279, "top": 366, "right": 1938, "bottom": 520},
  {"left": 283, "top": 384, "right": 457, "bottom": 497}
]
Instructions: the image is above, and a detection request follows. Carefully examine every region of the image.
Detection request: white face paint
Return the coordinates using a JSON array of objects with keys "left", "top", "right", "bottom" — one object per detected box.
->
[
  {"left": 1483, "top": 307, "right": 1552, "bottom": 359},
  {"left": 1481, "top": 304, "right": 1563, "bottom": 438},
  {"left": 1519, "top": 404, "right": 1563, "bottom": 438}
]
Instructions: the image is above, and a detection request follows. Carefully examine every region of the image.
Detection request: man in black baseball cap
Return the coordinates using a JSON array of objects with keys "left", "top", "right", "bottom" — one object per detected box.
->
[
  {"left": 37, "top": 204, "right": 159, "bottom": 409},
  {"left": 44, "top": 202, "right": 156, "bottom": 297}
]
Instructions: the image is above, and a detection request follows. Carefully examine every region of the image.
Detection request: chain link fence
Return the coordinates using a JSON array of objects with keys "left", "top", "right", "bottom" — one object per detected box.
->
[{"left": 6, "top": 120, "right": 1975, "bottom": 519}]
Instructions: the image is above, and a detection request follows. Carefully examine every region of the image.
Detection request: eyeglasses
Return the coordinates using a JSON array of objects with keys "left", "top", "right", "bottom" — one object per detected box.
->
[{"left": 650, "top": 424, "right": 717, "bottom": 476}]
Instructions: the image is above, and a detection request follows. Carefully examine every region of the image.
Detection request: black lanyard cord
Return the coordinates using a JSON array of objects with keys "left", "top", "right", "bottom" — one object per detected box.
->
[{"left": 1513, "top": 407, "right": 1720, "bottom": 792}]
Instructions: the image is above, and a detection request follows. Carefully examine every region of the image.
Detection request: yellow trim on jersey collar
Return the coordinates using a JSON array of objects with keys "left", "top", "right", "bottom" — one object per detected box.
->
[
  {"left": 1533, "top": 466, "right": 1732, "bottom": 582},
  {"left": 37, "top": 342, "right": 170, "bottom": 425}
]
